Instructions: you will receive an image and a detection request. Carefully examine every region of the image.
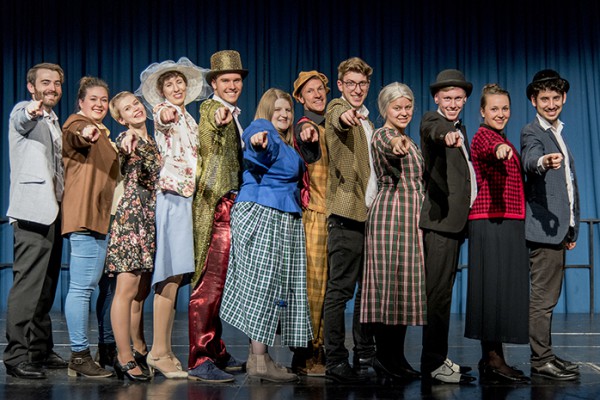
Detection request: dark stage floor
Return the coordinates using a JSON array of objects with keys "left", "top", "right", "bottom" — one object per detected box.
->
[{"left": 1, "top": 312, "right": 599, "bottom": 399}]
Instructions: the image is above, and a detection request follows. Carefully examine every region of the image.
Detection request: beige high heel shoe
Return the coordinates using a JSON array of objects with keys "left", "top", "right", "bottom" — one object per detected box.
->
[{"left": 146, "top": 352, "right": 188, "bottom": 379}]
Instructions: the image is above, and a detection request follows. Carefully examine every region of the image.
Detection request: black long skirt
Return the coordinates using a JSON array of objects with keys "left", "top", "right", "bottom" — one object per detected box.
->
[{"left": 464, "top": 219, "right": 529, "bottom": 344}]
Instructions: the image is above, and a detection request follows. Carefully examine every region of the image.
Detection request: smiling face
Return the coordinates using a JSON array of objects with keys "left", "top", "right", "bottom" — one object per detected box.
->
[
  {"left": 271, "top": 98, "right": 293, "bottom": 133},
  {"left": 79, "top": 86, "right": 109, "bottom": 124},
  {"left": 115, "top": 93, "right": 147, "bottom": 127},
  {"left": 434, "top": 87, "right": 467, "bottom": 122},
  {"left": 161, "top": 75, "right": 187, "bottom": 107},
  {"left": 384, "top": 96, "right": 414, "bottom": 133},
  {"left": 532, "top": 89, "right": 566, "bottom": 124},
  {"left": 337, "top": 71, "right": 370, "bottom": 109},
  {"left": 298, "top": 77, "right": 327, "bottom": 114},
  {"left": 27, "top": 68, "right": 63, "bottom": 112},
  {"left": 481, "top": 94, "right": 510, "bottom": 131},
  {"left": 211, "top": 73, "right": 243, "bottom": 105}
]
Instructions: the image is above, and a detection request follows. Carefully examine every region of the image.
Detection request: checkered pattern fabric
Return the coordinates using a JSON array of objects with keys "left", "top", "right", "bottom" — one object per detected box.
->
[
  {"left": 303, "top": 209, "right": 328, "bottom": 347},
  {"left": 361, "top": 128, "right": 427, "bottom": 325},
  {"left": 220, "top": 202, "right": 313, "bottom": 347},
  {"left": 469, "top": 125, "right": 525, "bottom": 220}
]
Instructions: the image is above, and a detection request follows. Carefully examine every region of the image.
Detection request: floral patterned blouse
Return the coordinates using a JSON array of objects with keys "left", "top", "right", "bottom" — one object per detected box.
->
[
  {"left": 105, "top": 133, "right": 161, "bottom": 275},
  {"left": 153, "top": 100, "right": 198, "bottom": 197}
]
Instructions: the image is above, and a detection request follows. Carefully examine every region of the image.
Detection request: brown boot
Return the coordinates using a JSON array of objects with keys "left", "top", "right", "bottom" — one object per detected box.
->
[
  {"left": 247, "top": 354, "right": 298, "bottom": 382},
  {"left": 68, "top": 349, "right": 114, "bottom": 378}
]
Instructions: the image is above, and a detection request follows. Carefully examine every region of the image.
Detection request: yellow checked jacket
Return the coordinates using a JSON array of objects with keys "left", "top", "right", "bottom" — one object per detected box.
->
[
  {"left": 191, "top": 98, "right": 242, "bottom": 286},
  {"left": 325, "top": 98, "right": 373, "bottom": 222}
]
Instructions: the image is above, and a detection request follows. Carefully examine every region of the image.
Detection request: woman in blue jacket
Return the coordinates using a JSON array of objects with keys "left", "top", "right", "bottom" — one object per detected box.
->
[{"left": 220, "top": 89, "right": 319, "bottom": 382}]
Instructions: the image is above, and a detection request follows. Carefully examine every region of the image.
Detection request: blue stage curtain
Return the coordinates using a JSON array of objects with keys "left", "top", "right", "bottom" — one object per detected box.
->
[{"left": 1, "top": 0, "right": 599, "bottom": 313}]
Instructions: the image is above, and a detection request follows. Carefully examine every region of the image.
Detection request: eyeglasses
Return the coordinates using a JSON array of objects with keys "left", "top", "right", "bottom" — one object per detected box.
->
[{"left": 342, "top": 80, "right": 370, "bottom": 90}]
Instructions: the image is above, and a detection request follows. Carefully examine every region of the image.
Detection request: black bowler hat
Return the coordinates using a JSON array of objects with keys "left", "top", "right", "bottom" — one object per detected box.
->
[
  {"left": 526, "top": 69, "right": 570, "bottom": 99},
  {"left": 429, "top": 69, "right": 473, "bottom": 97}
]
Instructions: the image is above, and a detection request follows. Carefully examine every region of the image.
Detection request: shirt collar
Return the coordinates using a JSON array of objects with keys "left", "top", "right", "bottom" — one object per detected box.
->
[
  {"left": 43, "top": 109, "right": 58, "bottom": 122},
  {"left": 341, "top": 96, "right": 369, "bottom": 117},
  {"left": 304, "top": 109, "right": 325, "bottom": 126},
  {"left": 213, "top": 95, "right": 241, "bottom": 116},
  {"left": 536, "top": 113, "right": 564, "bottom": 133}
]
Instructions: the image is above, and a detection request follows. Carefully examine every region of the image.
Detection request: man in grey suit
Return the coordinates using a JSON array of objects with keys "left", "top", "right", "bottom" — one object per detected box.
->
[
  {"left": 4, "top": 63, "right": 68, "bottom": 379},
  {"left": 521, "top": 69, "right": 580, "bottom": 381}
]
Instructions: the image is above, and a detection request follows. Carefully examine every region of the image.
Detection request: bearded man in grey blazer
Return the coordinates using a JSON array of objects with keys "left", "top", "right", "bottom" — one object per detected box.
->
[
  {"left": 4, "top": 63, "right": 68, "bottom": 379},
  {"left": 521, "top": 69, "right": 580, "bottom": 381}
]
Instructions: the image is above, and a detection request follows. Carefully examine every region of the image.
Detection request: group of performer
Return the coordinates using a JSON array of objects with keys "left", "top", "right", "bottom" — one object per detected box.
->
[{"left": 4, "top": 49, "right": 580, "bottom": 386}]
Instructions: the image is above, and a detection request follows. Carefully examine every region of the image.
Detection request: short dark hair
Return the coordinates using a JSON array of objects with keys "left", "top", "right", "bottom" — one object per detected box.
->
[{"left": 157, "top": 71, "right": 187, "bottom": 96}]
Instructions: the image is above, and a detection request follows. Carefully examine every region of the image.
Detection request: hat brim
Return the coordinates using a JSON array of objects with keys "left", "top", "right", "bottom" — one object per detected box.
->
[
  {"left": 205, "top": 69, "right": 249, "bottom": 84},
  {"left": 138, "top": 58, "right": 212, "bottom": 108},
  {"left": 526, "top": 78, "right": 570, "bottom": 99},
  {"left": 430, "top": 81, "right": 473, "bottom": 97}
]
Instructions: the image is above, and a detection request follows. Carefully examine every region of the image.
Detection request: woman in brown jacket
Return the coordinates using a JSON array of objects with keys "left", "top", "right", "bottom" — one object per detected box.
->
[{"left": 62, "top": 77, "right": 119, "bottom": 378}]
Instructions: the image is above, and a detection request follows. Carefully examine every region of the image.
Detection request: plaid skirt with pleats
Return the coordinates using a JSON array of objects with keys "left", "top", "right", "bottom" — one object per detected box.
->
[{"left": 220, "top": 201, "right": 313, "bottom": 347}]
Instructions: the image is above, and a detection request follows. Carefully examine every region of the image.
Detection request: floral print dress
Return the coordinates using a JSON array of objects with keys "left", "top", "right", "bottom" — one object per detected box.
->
[{"left": 105, "top": 133, "right": 161, "bottom": 275}]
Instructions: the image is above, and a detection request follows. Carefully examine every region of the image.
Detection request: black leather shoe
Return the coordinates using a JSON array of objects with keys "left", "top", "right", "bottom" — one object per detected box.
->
[
  {"left": 326, "top": 362, "right": 368, "bottom": 383},
  {"left": 352, "top": 355, "right": 374, "bottom": 370},
  {"left": 554, "top": 356, "right": 579, "bottom": 372},
  {"left": 531, "top": 360, "right": 579, "bottom": 381},
  {"left": 396, "top": 363, "right": 421, "bottom": 379},
  {"left": 372, "top": 357, "right": 419, "bottom": 381},
  {"left": 480, "top": 364, "right": 529, "bottom": 384},
  {"left": 5, "top": 361, "right": 46, "bottom": 379},
  {"left": 42, "top": 351, "right": 68, "bottom": 369}
]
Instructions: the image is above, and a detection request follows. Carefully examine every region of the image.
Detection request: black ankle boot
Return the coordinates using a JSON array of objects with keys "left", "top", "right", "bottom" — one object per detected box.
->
[{"left": 96, "top": 343, "right": 117, "bottom": 369}]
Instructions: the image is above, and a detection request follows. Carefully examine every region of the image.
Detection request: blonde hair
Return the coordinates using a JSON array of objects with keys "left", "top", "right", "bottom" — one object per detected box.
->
[
  {"left": 337, "top": 57, "right": 373, "bottom": 81},
  {"left": 109, "top": 91, "right": 135, "bottom": 122},
  {"left": 254, "top": 88, "right": 294, "bottom": 145}
]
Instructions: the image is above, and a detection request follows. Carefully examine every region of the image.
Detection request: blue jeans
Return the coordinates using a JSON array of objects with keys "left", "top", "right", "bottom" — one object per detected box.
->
[
  {"left": 65, "top": 232, "right": 108, "bottom": 352},
  {"left": 96, "top": 274, "right": 115, "bottom": 344}
]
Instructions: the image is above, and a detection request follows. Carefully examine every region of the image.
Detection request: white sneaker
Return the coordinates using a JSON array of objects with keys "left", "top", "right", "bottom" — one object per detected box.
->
[
  {"left": 431, "top": 362, "right": 462, "bottom": 383},
  {"left": 444, "top": 358, "right": 460, "bottom": 373}
]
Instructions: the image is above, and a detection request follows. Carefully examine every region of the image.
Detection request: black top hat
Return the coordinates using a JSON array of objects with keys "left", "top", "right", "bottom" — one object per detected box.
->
[
  {"left": 429, "top": 69, "right": 473, "bottom": 97},
  {"left": 526, "top": 69, "right": 570, "bottom": 99}
]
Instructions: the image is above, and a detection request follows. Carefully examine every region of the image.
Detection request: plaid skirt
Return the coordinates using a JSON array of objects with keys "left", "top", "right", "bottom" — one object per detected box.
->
[{"left": 220, "top": 202, "right": 313, "bottom": 347}]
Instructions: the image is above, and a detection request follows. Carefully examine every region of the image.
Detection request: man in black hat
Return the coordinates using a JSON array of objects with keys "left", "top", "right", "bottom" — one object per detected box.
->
[
  {"left": 521, "top": 69, "right": 580, "bottom": 381},
  {"left": 419, "top": 69, "right": 477, "bottom": 384}
]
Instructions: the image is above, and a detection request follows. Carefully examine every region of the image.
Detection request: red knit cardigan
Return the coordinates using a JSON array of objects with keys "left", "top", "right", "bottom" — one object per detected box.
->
[{"left": 468, "top": 125, "right": 525, "bottom": 220}]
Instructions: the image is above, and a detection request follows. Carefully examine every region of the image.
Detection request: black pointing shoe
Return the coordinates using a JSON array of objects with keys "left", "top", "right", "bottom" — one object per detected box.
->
[
  {"left": 42, "top": 351, "right": 68, "bottom": 369},
  {"left": 531, "top": 360, "right": 579, "bottom": 381},
  {"left": 554, "top": 356, "right": 579, "bottom": 373},
  {"left": 5, "top": 361, "right": 46, "bottom": 379},
  {"left": 326, "top": 362, "right": 368, "bottom": 383}
]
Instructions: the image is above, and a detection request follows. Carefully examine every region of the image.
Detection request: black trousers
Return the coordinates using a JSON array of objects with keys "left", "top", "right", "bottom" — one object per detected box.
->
[
  {"left": 324, "top": 214, "right": 374, "bottom": 368},
  {"left": 3, "top": 216, "right": 63, "bottom": 367},
  {"left": 420, "top": 229, "right": 464, "bottom": 374},
  {"left": 528, "top": 242, "right": 566, "bottom": 368}
]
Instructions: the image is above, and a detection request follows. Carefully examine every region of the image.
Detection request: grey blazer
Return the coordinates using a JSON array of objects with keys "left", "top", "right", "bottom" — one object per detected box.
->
[
  {"left": 6, "top": 101, "right": 61, "bottom": 225},
  {"left": 520, "top": 117, "right": 580, "bottom": 245}
]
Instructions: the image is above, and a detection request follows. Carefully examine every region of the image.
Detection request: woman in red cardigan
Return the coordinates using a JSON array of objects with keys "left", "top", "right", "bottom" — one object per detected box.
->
[{"left": 464, "top": 84, "right": 530, "bottom": 384}]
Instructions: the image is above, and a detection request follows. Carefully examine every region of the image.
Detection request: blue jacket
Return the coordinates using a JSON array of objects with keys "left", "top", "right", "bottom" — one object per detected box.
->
[{"left": 236, "top": 119, "right": 305, "bottom": 214}]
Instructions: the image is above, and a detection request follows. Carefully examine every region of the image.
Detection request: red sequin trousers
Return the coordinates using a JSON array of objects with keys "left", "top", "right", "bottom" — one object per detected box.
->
[{"left": 188, "top": 193, "right": 235, "bottom": 369}]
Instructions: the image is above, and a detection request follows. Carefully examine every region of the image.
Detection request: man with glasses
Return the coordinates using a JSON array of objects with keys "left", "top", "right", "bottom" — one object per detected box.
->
[
  {"left": 419, "top": 69, "right": 477, "bottom": 385},
  {"left": 323, "top": 57, "right": 376, "bottom": 383}
]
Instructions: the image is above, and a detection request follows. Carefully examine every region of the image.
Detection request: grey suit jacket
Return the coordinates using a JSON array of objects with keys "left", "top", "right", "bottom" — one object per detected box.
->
[
  {"left": 520, "top": 117, "right": 580, "bottom": 245},
  {"left": 7, "top": 101, "right": 60, "bottom": 225}
]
